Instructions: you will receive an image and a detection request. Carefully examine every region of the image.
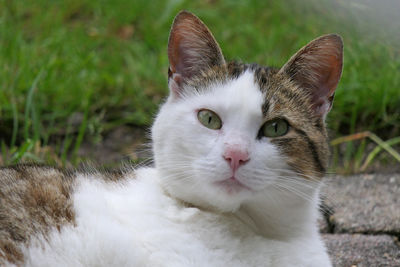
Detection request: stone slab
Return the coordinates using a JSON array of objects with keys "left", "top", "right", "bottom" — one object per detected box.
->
[
  {"left": 322, "top": 174, "right": 400, "bottom": 234},
  {"left": 323, "top": 234, "right": 400, "bottom": 267}
]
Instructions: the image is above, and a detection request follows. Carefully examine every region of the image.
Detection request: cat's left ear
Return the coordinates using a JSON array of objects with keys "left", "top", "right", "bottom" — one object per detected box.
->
[
  {"left": 167, "top": 11, "right": 225, "bottom": 98},
  {"left": 279, "top": 34, "right": 343, "bottom": 119}
]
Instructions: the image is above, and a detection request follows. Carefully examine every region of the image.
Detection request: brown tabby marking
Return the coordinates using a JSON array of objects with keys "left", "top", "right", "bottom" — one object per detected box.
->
[
  {"left": 260, "top": 70, "right": 330, "bottom": 177},
  {"left": 0, "top": 164, "right": 129, "bottom": 265},
  {"left": 0, "top": 165, "right": 76, "bottom": 264}
]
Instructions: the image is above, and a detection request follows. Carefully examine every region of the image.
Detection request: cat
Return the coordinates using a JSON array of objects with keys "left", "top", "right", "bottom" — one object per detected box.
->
[{"left": 0, "top": 10, "right": 342, "bottom": 267}]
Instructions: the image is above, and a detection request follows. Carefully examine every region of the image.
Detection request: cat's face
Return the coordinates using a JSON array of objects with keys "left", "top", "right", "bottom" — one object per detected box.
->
[{"left": 152, "top": 11, "right": 342, "bottom": 212}]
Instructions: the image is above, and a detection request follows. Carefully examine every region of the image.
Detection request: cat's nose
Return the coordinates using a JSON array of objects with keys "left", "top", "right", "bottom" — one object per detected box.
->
[{"left": 223, "top": 146, "right": 249, "bottom": 172}]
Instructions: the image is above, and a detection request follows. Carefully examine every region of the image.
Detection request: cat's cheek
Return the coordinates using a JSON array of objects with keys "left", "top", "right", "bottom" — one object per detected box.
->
[
  {"left": 187, "top": 131, "right": 224, "bottom": 161},
  {"left": 192, "top": 156, "right": 229, "bottom": 181},
  {"left": 249, "top": 142, "right": 288, "bottom": 182}
]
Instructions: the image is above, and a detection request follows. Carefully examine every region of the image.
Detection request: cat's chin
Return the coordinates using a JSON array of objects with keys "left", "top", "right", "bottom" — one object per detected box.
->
[
  {"left": 214, "top": 177, "right": 254, "bottom": 195},
  {"left": 163, "top": 181, "right": 252, "bottom": 213}
]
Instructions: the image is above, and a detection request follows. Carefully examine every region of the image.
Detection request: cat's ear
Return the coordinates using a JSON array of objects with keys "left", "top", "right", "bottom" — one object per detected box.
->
[
  {"left": 279, "top": 34, "right": 343, "bottom": 119},
  {"left": 168, "top": 11, "right": 225, "bottom": 98}
]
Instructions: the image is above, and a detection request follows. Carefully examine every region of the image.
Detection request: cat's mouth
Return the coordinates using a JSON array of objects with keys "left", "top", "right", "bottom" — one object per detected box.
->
[{"left": 215, "top": 177, "right": 253, "bottom": 194}]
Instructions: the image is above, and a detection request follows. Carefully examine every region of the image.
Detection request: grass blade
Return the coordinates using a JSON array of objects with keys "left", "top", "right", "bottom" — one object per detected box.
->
[
  {"left": 331, "top": 131, "right": 400, "bottom": 172},
  {"left": 10, "top": 99, "right": 18, "bottom": 148},
  {"left": 10, "top": 139, "right": 34, "bottom": 164},
  {"left": 24, "top": 69, "right": 44, "bottom": 140},
  {"left": 360, "top": 136, "right": 400, "bottom": 171}
]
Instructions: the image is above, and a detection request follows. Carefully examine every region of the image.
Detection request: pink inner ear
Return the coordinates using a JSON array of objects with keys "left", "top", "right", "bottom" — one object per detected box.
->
[
  {"left": 312, "top": 65, "right": 340, "bottom": 115},
  {"left": 320, "top": 54, "right": 343, "bottom": 95},
  {"left": 312, "top": 54, "right": 342, "bottom": 116},
  {"left": 167, "top": 11, "right": 225, "bottom": 95},
  {"left": 280, "top": 34, "right": 343, "bottom": 118}
]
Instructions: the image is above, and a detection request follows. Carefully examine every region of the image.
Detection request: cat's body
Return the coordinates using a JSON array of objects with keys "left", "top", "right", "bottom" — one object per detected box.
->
[
  {"left": 1, "top": 166, "right": 328, "bottom": 267},
  {"left": 0, "top": 11, "right": 343, "bottom": 266}
]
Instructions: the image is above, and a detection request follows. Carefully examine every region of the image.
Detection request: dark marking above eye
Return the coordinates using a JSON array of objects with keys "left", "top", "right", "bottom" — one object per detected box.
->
[
  {"left": 229, "top": 63, "right": 245, "bottom": 78},
  {"left": 315, "top": 119, "right": 323, "bottom": 131},
  {"left": 261, "top": 101, "right": 269, "bottom": 116},
  {"left": 255, "top": 67, "right": 268, "bottom": 88},
  {"left": 260, "top": 76, "right": 267, "bottom": 86}
]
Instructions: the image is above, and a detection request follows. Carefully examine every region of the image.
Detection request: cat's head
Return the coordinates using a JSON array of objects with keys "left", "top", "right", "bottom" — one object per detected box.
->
[{"left": 152, "top": 11, "right": 343, "bottom": 212}]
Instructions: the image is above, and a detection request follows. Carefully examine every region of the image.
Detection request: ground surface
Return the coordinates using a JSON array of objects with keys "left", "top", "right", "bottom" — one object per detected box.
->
[{"left": 321, "top": 174, "right": 400, "bottom": 266}]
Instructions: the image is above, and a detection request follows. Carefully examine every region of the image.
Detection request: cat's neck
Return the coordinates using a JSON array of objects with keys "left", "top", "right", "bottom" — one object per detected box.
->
[
  {"left": 235, "top": 187, "right": 321, "bottom": 239},
  {"left": 155, "top": 167, "right": 321, "bottom": 239}
]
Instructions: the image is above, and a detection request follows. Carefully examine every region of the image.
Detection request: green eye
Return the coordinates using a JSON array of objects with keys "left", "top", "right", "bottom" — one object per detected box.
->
[
  {"left": 197, "top": 109, "right": 222, "bottom": 130},
  {"left": 261, "top": 119, "right": 289, "bottom": 138}
]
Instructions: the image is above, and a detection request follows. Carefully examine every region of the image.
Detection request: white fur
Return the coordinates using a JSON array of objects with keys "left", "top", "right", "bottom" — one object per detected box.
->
[{"left": 21, "top": 71, "right": 331, "bottom": 266}]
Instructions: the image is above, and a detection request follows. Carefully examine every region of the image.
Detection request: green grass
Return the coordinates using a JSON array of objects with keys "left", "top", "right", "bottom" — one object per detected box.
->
[{"left": 0, "top": 0, "right": 399, "bottom": 171}]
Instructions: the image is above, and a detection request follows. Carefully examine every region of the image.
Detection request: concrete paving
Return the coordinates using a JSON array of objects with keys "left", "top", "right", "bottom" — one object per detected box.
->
[
  {"left": 320, "top": 174, "right": 400, "bottom": 266},
  {"left": 323, "top": 234, "right": 400, "bottom": 267}
]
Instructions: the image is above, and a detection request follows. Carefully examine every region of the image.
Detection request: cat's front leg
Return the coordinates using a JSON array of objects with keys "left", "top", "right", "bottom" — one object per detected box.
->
[{"left": 274, "top": 238, "right": 332, "bottom": 267}]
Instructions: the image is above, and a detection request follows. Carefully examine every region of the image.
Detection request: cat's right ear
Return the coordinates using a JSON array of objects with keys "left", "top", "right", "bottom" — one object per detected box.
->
[
  {"left": 278, "top": 34, "right": 343, "bottom": 119},
  {"left": 168, "top": 11, "right": 225, "bottom": 98}
]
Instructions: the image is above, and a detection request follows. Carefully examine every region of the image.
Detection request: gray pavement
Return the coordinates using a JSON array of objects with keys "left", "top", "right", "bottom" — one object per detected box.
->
[{"left": 320, "top": 174, "right": 400, "bottom": 266}]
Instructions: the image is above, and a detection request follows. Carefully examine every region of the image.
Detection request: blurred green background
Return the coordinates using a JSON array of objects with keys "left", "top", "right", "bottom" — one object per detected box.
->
[{"left": 0, "top": 0, "right": 399, "bottom": 172}]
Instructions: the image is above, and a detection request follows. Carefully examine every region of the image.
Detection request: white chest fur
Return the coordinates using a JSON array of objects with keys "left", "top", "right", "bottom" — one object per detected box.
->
[{"left": 22, "top": 168, "right": 331, "bottom": 267}]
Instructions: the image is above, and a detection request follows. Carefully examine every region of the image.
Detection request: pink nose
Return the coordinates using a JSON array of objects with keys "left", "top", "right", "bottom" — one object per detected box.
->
[{"left": 223, "top": 146, "right": 249, "bottom": 172}]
